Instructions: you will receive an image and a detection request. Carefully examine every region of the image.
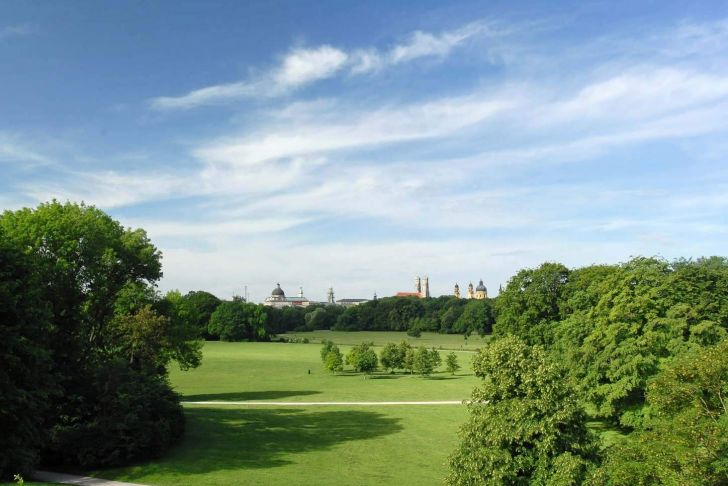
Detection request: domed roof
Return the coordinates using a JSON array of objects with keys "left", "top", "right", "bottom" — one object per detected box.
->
[
  {"left": 476, "top": 279, "right": 487, "bottom": 292},
  {"left": 272, "top": 283, "right": 285, "bottom": 297}
]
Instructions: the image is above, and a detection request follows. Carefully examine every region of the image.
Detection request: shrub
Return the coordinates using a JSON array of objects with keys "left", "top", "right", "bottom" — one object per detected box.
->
[{"left": 44, "top": 361, "right": 184, "bottom": 468}]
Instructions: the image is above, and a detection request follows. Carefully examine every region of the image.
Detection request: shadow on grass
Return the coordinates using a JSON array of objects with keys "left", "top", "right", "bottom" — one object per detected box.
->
[
  {"left": 182, "top": 390, "right": 321, "bottom": 401},
  {"left": 102, "top": 407, "right": 403, "bottom": 479}
]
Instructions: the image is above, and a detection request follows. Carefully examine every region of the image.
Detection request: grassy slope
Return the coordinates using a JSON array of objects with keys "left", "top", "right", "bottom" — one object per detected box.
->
[{"left": 97, "top": 339, "right": 476, "bottom": 485}]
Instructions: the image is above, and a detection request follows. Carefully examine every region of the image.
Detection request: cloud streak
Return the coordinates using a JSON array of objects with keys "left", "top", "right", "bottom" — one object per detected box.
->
[{"left": 149, "top": 21, "right": 489, "bottom": 110}]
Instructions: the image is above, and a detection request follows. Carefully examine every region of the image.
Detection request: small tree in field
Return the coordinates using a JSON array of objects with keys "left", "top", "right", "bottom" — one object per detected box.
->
[
  {"left": 324, "top": 349, "right": 343, "bottom": 373},
  {"left": 380, "top": 342, "right": 403, "bottom": 372},
  {"left": 320, "top": 339, "right": 337, "bottom": 363},
  {"left": 413, "top": 346, "right": 435, "bottom": 376},
  {"left": 429, "top": 348, "right": 442, "bottom": 370},
  {"left": 396, "top": 340, "right": 413, "bottom": 373},
  {"left": 346, "top": 342, "right": 378, "bottom": 374},
  {"left": 445, "top": 352, "right": 460, "bottom": 375}
]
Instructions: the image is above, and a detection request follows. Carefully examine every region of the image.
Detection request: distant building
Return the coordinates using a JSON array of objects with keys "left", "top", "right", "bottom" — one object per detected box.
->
[
  {"left": 457, "top": 279, "right": 488, "bottom": 299},
  {"left": 263, "top": 283, "right": 311, "bottom": 308},
  {"left": 336, "top": 298, "right": 369, "bottom": 307},
  {"left": 396, "top": 276, "right": 430, "bottom": 298}
]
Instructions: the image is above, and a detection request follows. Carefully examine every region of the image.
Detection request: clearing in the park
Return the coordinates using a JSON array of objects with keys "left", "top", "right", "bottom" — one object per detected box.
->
[{"left": 95, "top": 332, "right": 482, "bottom": 486}]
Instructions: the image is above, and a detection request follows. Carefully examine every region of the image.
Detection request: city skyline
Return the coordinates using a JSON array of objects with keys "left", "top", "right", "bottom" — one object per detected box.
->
[{"left": 2, "top": 1, "right": 728, "bottom": 301}]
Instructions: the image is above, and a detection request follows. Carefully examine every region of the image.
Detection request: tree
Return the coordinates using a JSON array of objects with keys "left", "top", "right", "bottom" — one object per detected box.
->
[
  {"left": 380, "top": 342, "right": 404, "bottom": 372},
  {"left": 324, "top": 349, "right": 344, "bottom": 373},
  {"left": 413, "top": 346, "right": 435, "bottom": 376},
  {"left": 445, "top": 352, "right": 460, "bottom": 375},
  {"left": 398, "top": 340, "right": 414, "bottom": 374},
  {"left": 447, "top": 336, "right": 597, "bottom": 485},
  {"left": 593, "top": 339, "right": 728, "bottom": 485},
  {"left": 0, "top": 201, "right": 196, "bottom": 471},
  {"left": 181, "top": 291, "right": 221, "bottom": 339},
  {"left": 429, "top": 348, "right": 442, "bottom": 369},
  {"left": 346, "top": 342, "right": 378, "bottom": 374},
  {"left": 208, "top": 301, "right": 268, "bottom": 341},
  {"left": 0, "top": 234, "right": 54, "bottom": 477},
  {"left": 453, "top": 300, "right": 495, "bottom": 336},
  {"left": 320, "top": 339, "right": 337, "bottom": 363},
  {"left": 494, "top": 262, "right": 570, "bottom": 345}
]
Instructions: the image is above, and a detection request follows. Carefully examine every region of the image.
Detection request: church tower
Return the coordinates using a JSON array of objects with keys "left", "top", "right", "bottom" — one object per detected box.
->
[
  {"left": 422, "top": 276, "right": 430, "bottom": 298},
  {"left": 414, "top": 276, "right": 422, "bottom": 294},
  {"left": 454, "top": 283, "right": 460, "bottom": 299},
  {"left": 475, "top": 279, "right": 487, "bottom": 299},
  {"left": 466, "top": 282, "right": 475, "bottom": 299},
  {"left": 327, "top": 287, "right": 335, "bottom": 305}
]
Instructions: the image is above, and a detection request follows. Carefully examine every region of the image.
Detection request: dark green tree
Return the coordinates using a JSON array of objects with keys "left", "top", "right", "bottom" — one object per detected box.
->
[
  {"left": 448, "top": 336, "right": 597, "bottom": 485},
  {"left": 593, "top": 339, "right": 728, "bottom": 485},
  {"left": 208, "top": 301, "right": 268, "bottom": 341},
  {"left": 0, "top": 234, "right": 54, "bottom": 477}
]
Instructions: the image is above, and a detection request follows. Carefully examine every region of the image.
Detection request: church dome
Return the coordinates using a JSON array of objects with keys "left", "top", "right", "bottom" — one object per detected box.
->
[
  {"left": 272, "top": 283, "right": 285, "bottom": 297},
  {"left": 476, "top": 280, "right": 487, "bottom": 292}
]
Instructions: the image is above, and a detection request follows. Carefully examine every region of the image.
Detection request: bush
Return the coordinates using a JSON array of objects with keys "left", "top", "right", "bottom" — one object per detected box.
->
[{"left": 44, "top": 361, "right": 184, "bottom": 468}]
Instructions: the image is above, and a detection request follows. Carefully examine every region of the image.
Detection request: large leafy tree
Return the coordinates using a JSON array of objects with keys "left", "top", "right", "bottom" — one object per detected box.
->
[
  {"left": 494, "top": 262, "right": 570, "bottom": 345},
  {"left": 0, "top": 232, "right": 55, "bottom": 476},
  {"left": 448, "top": 336, "right": 597, "bottom": 485},
  {"left": 565, "top": 257, "right": 728, "bottom": 426},
  {"left": 593, "top": 339, "right": 728, "bottom": 485},
  {"left": 0, "top": 201, "right": 199, "bottom": 470}
]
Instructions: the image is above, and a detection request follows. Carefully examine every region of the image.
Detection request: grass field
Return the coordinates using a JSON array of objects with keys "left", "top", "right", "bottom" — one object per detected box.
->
[
  {"left": 282, "top": 330, "right": 490, "bottom": 351},
  {"left": 96, "top": 339, "right": 477, "bottom": 485}
]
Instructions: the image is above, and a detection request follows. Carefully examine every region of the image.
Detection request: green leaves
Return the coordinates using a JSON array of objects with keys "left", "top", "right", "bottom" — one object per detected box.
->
[{"left": 448, "top": 336, "right": 597, "bottom": 485}]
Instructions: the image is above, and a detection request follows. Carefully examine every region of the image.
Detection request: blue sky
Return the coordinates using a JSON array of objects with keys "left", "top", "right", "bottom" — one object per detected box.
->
[{"left": 2, "top": 1, "right": 728, "bottom": 301}]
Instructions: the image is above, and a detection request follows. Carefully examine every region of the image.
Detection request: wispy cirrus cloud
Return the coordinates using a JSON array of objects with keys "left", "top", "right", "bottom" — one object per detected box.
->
[
  {"left": 0, "top": 23, "right": 35, "bottom": 41},
  {"left": 150, "top": 45, "right": 349, "bottom": 110},
  {"left": 149, "top": 21, "right": 490, "bottom": 110}
]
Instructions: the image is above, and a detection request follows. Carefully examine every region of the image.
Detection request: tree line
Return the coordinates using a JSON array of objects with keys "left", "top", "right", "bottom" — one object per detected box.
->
[
  {"left": 171, "top": 293, "right": 495, "bottom": 342},
  {"left": 448, "top": 258, "right": 728, "bottom": 485}
]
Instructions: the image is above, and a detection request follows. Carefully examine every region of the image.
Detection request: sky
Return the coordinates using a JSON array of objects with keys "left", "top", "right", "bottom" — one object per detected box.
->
[{"left": 2, "top": 1, "right": 728, "bottom": 302}]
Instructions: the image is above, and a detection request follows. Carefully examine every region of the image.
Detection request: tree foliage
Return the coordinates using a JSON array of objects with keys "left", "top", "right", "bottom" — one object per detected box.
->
[
  {"left": 346, "top": 342, "right": 378, "bottom": 374},
  {"left": 208, "top": 301, "right": 268, "bottom": 341},
  {"left": 448, "top": 336, "right": 597, "bottom": 485},
  {"left": 445, "top": 352, "right": 460, "bottom": 375},
  {"left": 0, "top": 201, "right": 200, "bottom": 474},
  {"left": 592, "top": 339, "right": 728, "bottom": 485}
]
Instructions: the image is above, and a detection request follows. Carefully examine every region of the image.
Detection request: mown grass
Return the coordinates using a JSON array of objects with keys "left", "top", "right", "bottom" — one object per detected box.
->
[
  {"left": 282, "top": 330, "right": 490, "bottom": 351},
  {"left": 90, "top": 338, "right": 622, "bottom": 485},
  {"left": 170, "top": 341, "right": 480, "bottom": 402},
  {"left": 98, "top": 405, "right": 467, "bottom": 486},
  {"left": 95, "top": 340, "right": 474, "bottom": 485}
]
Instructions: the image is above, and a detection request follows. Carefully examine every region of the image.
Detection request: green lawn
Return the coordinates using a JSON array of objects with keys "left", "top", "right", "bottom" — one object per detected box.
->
[
  {"left": 95, "top": 340, "right": 476, "bottom": 485},
  {"left": 170, "top": 342, "right": 479, "bottom": 402},
  {"left": 282, "top": 330, "right": 490, "bottom": 351},
  {"left": 98, "top": 405, "right": 467, "bottom": 486}
]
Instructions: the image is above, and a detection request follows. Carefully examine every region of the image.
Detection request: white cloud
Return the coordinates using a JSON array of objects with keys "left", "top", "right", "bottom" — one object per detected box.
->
[
  {"left": 149, "top": 22, "right": 488, "bottom": 109},
  {"left": 273, "top": 45, "right": 348, "bottom": 88},
  {"left": 389, "top": 22, "right": 484, "bottom": 64},
  {"left": 194, "top": 93, "right": 514, "bottom": 166}
]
